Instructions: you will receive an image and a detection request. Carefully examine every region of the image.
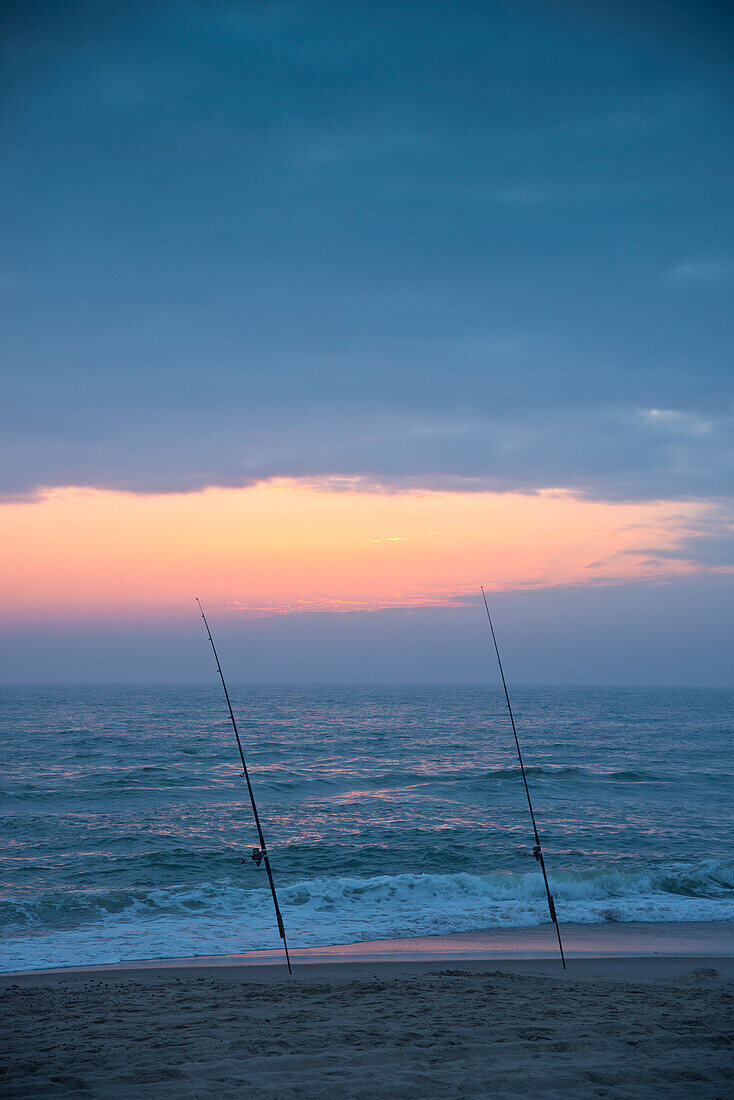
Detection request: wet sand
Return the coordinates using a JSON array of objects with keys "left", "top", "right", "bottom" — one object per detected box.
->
[
  {"left": 10, "top": 918, "right": 734, "bottom": 976},
  {"left": 2, "top": 926, "right": 733, "bottom": 1098}
]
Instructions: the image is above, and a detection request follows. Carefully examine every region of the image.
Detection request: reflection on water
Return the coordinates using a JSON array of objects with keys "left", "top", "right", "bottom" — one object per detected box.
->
[{"left": 1, "top": 685, "right": 733, "bottom": 970}]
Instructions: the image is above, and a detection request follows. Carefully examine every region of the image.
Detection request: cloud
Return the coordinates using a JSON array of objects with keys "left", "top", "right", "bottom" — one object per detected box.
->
[
  {"left": 668, "top": 259, "right": 734, "bottom": 285},
  {"left": 639, "top": 408, "right": 712, "bottom": 435},
  {"left": 1, "top": 1, "right": 732, "bottom": 502},
  {"left": 2, "top": 401, "right": 732, "bottom": 503},
  {"left": 587, "top": 500, "right": 734, "bottom": 573}
]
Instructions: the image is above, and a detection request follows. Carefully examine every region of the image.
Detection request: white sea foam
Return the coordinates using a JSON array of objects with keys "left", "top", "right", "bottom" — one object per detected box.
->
[{"left": 2, "top": 858, "right": 732, "bottom": 973}]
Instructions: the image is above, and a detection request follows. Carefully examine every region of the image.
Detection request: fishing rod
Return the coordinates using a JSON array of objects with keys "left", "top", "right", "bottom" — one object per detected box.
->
[
  {"left": 480, "top": 586, "right": 566, "bottom": 969},
  {"left": 196, "top": 598, "right": 292, "bottom": 974}
]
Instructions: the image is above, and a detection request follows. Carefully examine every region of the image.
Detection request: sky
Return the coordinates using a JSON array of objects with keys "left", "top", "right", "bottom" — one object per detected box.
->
[{"left": 1, "top": 0, "right": 732, "bottom": 683}]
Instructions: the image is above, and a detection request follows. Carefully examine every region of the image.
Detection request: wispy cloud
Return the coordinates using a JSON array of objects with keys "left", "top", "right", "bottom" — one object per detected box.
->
[
  {"left": 639, "top": 408, "right": 712, "bottom": 435},
  {"left": 667, "top": 259, "right": 734, "bottom": 285}
]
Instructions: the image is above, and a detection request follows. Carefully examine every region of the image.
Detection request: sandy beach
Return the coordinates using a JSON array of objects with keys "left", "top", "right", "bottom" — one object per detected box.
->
[{"left": 3, "top": 925, "right": 733, "bottom": 1098}]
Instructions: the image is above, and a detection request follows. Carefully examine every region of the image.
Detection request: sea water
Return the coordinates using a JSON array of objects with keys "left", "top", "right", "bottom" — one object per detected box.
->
[{"left": 1, "top": 685, "right": 732, "bottom": 971}]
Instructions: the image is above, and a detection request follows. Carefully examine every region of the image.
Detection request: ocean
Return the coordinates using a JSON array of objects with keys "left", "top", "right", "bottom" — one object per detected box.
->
[{"left": 1, "top": 684, "right": 732, "bottom": 972}]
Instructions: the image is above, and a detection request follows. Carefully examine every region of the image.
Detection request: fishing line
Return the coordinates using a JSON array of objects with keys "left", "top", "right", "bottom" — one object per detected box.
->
[
  {"left": 196, "top": 598, "right": 292, "bottom": 974},
  {"left": 480, "top": 586, "right": 566, "bottom": 969}
]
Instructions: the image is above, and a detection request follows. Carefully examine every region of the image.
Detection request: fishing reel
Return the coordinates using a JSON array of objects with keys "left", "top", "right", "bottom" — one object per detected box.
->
[
  {"left": 521, "top": 845, "right": 542, "bottom": 861},
  {"left": 240, "top": 848, "right": 265, "bottom": 867}
]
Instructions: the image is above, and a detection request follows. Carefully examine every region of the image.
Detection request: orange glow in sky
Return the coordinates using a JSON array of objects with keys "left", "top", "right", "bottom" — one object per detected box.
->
[{"left": 0, "top": 479, "right": 703, "bottom": 621}]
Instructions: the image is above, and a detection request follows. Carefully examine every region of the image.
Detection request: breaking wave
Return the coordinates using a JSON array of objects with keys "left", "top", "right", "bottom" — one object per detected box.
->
[{"left": 2, "top": 857, "right": 732, "bottom": 973}]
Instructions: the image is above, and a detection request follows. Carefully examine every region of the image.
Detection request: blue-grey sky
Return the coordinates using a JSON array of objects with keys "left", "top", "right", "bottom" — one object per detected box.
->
[
  {"left": 1, "top": 1, "right": 732, "bottom": 682},
  {"left": 2, "top": 0, "right": 732, "bottom": 500}
]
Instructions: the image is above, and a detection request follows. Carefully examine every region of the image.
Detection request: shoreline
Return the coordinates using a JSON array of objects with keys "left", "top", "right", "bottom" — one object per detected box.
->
[{"left": 4, "top": 919, "right": 733, "bottom": 981}]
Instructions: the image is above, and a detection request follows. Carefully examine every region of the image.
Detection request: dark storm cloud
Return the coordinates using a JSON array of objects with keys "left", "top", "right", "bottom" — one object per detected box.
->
[{"left": 1, "top": 0, "right": 732, "bottom": 499}]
